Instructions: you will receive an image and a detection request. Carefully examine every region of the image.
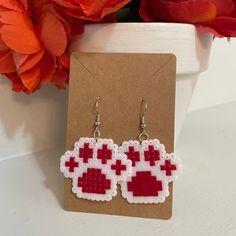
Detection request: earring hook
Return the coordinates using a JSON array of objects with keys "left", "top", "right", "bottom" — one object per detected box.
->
[
  {"left": 138, "top": 98, "right": 149, "bottom": 141},
  {"left": 141, "top": 98, "right": 147, "bottom": 116},
  {"left": 94, "top": 96, "right": 101, "bottom": 115},
  {"left": 93, "top": 96, "right": 101, "bottom": 140}
]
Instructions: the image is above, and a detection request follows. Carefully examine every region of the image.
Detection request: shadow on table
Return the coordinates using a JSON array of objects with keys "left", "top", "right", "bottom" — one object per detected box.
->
[
  {"left": 0, "top": 78, "right": 68, "bottom": 208},
  {"left": 35, "top": 148, "right": 65, "bottom": 208}
]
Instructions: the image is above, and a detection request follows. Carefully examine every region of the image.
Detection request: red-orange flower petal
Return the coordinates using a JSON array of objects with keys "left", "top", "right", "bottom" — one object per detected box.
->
[
  {"left": 12, "top": 79, "right": 26, "bottom": 92},
  {"left": 40, "top": 51, "right": 56, "bottom": 83},
  {"left": 53, "top": 0, "right": 81, "bottom": 10},
  {"left": 55, "top": 0, "right": 131, "bottom": 21},
  {"left": 78, "top": 0, "right": 128, "bottom": 17},
  {"left": 0, "top": 11, "right": 41, "bottom": 54},
  {"left": 99, "top": 13, "right": 117, "bottom": 23},
  {"left": 20, "top": 64, "right": 41, "bottom": 93},
  {"left": 59, "top": 53, "right": 70, "bottom": 68},
  {"left": 140, "top": 0, "right": 217, "bottom": 23},
  {"left": 4, "top": 72, "right": 26, "bottom": 93},
  {"left": 0, "top": 0, "right": 24, "bottom": 12},
  {"left": 37, "top": 12, "right": 67, "bottom": 56},
  {"left": 47, "top": 5, "right": 72, "bottom": 36},
  {"left": 69, "top": 19, "right": 84, "bottom": 37},
  {"left": 197, "top": 25, "right": 223, "bottom": 37},
  {"left": 13, "top": 53, "right": 28, "bottom": 69},
  {"left": 200, "top": 17, "right": 236, "bottom": 37},
  {"left": 0, "top": 50, "right": 16, "bottom": 73},
  {"left": 51, "top": 66, "right": 68, "bottom": 89},
  {"left": 210, "top": 0, "right": 234, "bottom": 16},
  {"left": 0, "top": 35, "right": 8, "bottom": 51},
  {"left": 18, "top": 0, "right": 28, "bottom": 10},
  {"left": 17, "top": 50, "right": 44, "bottom": 73}
]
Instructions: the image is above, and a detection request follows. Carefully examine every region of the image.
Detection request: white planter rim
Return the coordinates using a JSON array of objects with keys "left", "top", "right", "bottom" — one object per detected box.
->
[{"left": 69, "top": 22, "right": 213, "bottom": 75}]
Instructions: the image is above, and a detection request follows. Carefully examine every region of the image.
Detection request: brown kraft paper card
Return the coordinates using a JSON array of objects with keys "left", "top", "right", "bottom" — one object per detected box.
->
[{"left": 65, "top": 52, "right": 176, "bottom": 219}]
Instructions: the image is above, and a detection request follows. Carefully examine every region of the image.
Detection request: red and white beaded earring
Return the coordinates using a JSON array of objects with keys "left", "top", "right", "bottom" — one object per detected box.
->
[
  {"left": 119, "top": 98, "right": 182, "bottom": 204},
  {"left": 60, "top": 97, "right": 132, "bottom": 201}
]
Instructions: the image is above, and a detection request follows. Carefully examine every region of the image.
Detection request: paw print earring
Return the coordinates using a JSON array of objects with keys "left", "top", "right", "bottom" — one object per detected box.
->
[
  {"left": 60, "top": 97, "right": 132, "bottom": 201},
  {"left": 119, "top": 98, "right": 182, "bottom": 204}
]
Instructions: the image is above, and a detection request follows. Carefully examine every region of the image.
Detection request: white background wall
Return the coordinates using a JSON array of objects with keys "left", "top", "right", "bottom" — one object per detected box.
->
[{"left": 190, "top": 38, "right": 236, "bottom": 111}]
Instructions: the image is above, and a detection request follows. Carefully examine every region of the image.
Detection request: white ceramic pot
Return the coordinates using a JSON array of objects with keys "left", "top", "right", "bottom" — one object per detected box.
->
[
  {"left": 70, "top": 23, "right": 213, "bottom": 142},
  {"left": 0, "top": 23, "right": 212, "bottom": 160}
]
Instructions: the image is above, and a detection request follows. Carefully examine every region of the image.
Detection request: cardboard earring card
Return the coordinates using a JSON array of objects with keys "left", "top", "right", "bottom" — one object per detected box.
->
[{"left": 64, "top": 52, "right": 176, "bottom": 219}]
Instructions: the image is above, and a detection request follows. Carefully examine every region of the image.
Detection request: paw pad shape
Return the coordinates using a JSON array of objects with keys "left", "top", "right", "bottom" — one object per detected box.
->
[
  {"left": 60, "top": 138, "right": 132, "bottom": 201},
  {"left": 119, "top": 139, "right": 182, "bottom": 203}
]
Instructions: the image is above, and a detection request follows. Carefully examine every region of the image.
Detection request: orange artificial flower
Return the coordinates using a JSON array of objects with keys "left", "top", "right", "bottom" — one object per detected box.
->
[
  {"left": 54, "top": 0, "right": 131, "bottom": 21},
  {"left": 139, "top": 0, "right": 236, "bottom": 37},
  {"left": 0, "top": 0, "right": 84, "bottom": 93}
]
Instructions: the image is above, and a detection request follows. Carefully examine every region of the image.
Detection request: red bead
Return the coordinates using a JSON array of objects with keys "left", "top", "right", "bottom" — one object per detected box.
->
[
  {"left": 111, "top": 160, "right": 126, "bottom": 175},
  {"left": 125, "top": 146, "right": 140, "bottom": 166},
  {"left": 127, "top": 171, "right": 163, "bottom": 196},
  {"left": 160, "top": 160, "right": 177, "bottom": 176},
  {"left": 79, "top": 143, "right": 93, "bottom": 163},
  {"left": 65, "top": 157, "right": 79, "bottom": 172},
  {"left": 97, "top": 144, "right": 112, "bottom": 164},
  {"left": 144, "top": 145, "right": 160, "bottom": 166},
  {"left": 77, "top": 168, "right": 111, "bottom": 194}
]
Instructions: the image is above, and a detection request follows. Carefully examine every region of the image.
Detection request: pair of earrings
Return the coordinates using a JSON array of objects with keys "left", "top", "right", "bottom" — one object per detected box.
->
[{"left": 60, "top": 97, "right": 181, "bottom": 203}]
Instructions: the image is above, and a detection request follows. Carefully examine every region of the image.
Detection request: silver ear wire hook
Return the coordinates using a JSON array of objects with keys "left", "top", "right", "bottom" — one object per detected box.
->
[
  {"left": 141, "top": 98, "right": 147, "bottom": 117},
  {"left": 94, "top": 96, "right": 101, "bottom": 114},
  {"left": 93, "top": 96, "right": 101, "bottom": 140},
  {"left": 138, "top": 98, "right": 149, "bottom": 142}
]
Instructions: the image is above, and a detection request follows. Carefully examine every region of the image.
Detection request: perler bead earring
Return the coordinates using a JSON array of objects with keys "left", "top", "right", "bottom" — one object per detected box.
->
[
  {"left": 119, "top": 98, "right": 182, "bottom": 204},
  {"left": 60, "top": 97, "right": 132, "bottom": 201}
]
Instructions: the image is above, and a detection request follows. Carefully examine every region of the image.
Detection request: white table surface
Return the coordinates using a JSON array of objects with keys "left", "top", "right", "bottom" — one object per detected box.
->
[{"left": 1, "top": 102, "right": 236, "bottom": 236}]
